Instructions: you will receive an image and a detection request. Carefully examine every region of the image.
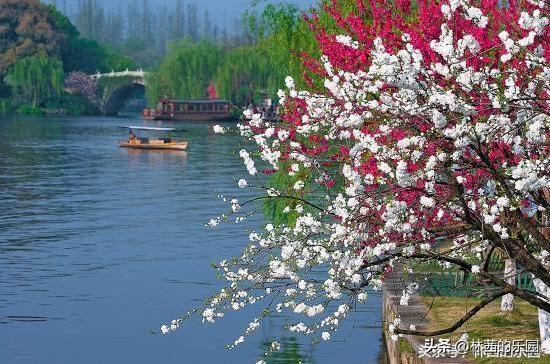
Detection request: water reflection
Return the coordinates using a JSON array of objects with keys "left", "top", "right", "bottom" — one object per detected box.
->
[
  {"left": 261, "top": 337, "right": 313, "bottom": 364},
  {"left": 0, "top": 116, "right": 382, "bottom": 363},
  {"left": 123, "top": 149, "right": 188, "bottom": 166}
]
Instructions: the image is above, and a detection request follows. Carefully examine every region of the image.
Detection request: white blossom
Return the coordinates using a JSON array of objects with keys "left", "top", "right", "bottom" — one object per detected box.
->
[{"left": 213, "top": 125, "right": 226, "bottom": 134}]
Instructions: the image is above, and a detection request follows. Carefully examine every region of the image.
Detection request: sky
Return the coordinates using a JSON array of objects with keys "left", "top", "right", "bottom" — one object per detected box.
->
[{"left": 48, "top": 0, "right": 319, "bottom": 25}]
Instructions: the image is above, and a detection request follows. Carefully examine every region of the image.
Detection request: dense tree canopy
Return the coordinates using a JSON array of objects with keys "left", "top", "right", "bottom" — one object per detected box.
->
[
  {"left": 146, "top": 40, "right": 222, "bottom": 104},
  {"left": 47, "top": 3, "right": 135, "bottom": 74},
  {"left": 63, "top": 37, "right": 135, "bottom": 74},
  {"left": 0, "top": 0, "right": 65, "bottom": 76},
  {"left": 0, "top": 0, "right": 135, "bottom": 113},
  {"left": 214, "top": 46, "right": 281, "bottom": 106}
]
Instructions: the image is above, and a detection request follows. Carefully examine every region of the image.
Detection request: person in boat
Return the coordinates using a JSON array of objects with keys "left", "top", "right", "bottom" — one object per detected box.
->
[{"left": 128, "top": 130, "right": 138, "bottom": 144}]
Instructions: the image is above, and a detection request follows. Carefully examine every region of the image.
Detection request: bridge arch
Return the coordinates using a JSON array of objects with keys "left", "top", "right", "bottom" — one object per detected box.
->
[
  {"left": 102, "top": 80, "right": 145, "bottom": 116},
  {"left": 89, "top": 70, "right": 149, "bottom": 116}
]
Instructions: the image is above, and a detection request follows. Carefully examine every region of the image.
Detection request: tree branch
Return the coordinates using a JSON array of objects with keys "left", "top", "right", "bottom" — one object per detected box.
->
[{"left": 393, "top": 289, "right": 509, "bottom": 336}]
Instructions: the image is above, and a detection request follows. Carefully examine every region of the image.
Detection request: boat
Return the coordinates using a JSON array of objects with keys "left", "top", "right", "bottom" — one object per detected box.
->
[
  {"left": 142, "top": 99, "right": 233, "bottom": 121},
  {"left": 118, "top": 126, "right": 188, "bottom": 150}
]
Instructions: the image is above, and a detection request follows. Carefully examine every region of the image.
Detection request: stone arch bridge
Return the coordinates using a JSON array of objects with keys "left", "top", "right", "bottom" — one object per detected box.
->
[{"left": 90, "top": 69, "right": 148, "bottom": 115}]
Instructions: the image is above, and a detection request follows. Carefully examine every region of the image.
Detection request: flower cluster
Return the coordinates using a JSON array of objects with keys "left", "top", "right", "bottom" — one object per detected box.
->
[
  {"left": 64, "top": 72, "right": 97, "bottom": 99},
  {"left": 164, "top": 0, "right": 549, "bottom": 354}
]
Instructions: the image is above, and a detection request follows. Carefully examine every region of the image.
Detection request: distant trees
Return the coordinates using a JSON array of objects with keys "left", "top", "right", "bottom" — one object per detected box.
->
[
  {"left": 46, "top": 3, "right": 135, "bottom": 74},
  {"left": 6, "top": 56, "right": 63, "bottom": 107},
  {"left": 173, "top": 0, "right": 186, "bottom": 39},
  {"left": 65, "top": 0, "right": 256, "bottom": 67},
  {"left": 144, "top": 3, "right": 314, "bottom": 107},
  {"left": 0, "top": 0, "right": 134, "bottom": 114},
  {"left": 186, "top": 3, "right": 199, "bottom": 42}
]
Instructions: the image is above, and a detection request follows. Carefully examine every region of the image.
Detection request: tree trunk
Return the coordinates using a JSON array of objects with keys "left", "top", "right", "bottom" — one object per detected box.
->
[
  {"left": 533, "top": 276, "right": 550, "bottom": 354},
  {"left": 501, "top": 258, "right": 516, "bottom": 312}
]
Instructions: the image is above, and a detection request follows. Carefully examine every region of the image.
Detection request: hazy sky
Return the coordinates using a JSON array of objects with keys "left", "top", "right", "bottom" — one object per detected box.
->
[{"left": 49, "top": 0, "right": 319, "bottom": 25}]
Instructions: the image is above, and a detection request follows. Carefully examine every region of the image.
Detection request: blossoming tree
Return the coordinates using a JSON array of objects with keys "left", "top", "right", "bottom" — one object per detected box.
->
[{"left": 163, "top": 0, "right": 550, "bottom": 357}]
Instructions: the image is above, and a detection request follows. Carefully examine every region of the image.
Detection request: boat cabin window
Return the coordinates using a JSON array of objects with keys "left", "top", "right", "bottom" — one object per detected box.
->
[{"left": 155, "top": 100, "right": 228, "bottom": 115}]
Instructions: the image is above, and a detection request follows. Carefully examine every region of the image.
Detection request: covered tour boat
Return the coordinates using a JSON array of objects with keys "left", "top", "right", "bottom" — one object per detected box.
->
[
  {"left": 142, "top": 99, "right": 233, "bottom": 121},
  {"left": 118, "top": 126, "right": 188, "bottom": 150}
]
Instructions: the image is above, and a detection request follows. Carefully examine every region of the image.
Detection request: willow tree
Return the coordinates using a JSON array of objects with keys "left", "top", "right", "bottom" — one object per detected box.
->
[
  {"left": 7, "top": 56, "right": 64, "bottom": 108},
  {"left": 146, "top": 40, "right": 221, "bottom": 105},
  {"left": 214, "top": 46, "right": 280, "bottom": 106},
  {"left": 247, "top": 0, "right": 368, "bottom": 91}
]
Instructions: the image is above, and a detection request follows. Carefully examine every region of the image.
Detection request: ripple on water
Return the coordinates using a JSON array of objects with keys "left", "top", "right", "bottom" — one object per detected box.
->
[{"left": 0, "top": 116, "right": 383, "bottom": 364}]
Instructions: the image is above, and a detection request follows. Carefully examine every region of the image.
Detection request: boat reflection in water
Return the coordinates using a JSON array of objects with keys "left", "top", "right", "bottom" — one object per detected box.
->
[{"left": 125, "top": 148, "right": 187, "bottom": 163}]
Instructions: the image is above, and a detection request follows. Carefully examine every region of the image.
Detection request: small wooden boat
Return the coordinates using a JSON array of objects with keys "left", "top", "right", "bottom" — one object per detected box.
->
[
  {"left": 119, "top": 140, "right": 188, "bottom": 150},
  {"left": 118, "top": 126, "right": 188, "bottom": 151}
]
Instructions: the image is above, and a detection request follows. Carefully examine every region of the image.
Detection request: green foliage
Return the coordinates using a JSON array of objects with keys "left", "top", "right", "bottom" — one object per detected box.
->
[
  {"left": 247, "top": 3, "right": 305, "bottom": 88},
  {"left": 118, "top": 38, "right": 161, "bottom": 69},
  {"left": 262, "top": 161, "right": 318, "bottom": 227},
  {"left": 63, "top": 37, "right": 135, "bottom": 74},
  {"left": 478, "top": 315, "right": 521, "bottom": 327},
  {"left": 0, "top": 2, "right": 132, "bottom": 115},
  {"left": 48, "top": 4, "right": 79, "bottom": 39},
  {"left": 244, "top": 1, "right": 374, "bottom": 224},
  {"left": 6, "top": 56, "right": 64, "bottom": 108},
  {"left": 146, "top": 36, "right": 292, "bottom": 107},
  {"left": 44, "top": 94, "right": 99, "bottom": 116},
  {"left": 46, "top": 2, "right": 134, "bottom": 74},
  {"left": 264, "top": 168, "right": 301, "bottom": 226},
  {"left": 247, "top": 1, "right": 367, "bottom": 90},
  {"left": 143, "top": 1, "right": 368, "bottom": 108},
  {"left": 102, "top": 46, "right": 136, "bottom": 73},
  {"left": 0, "top": 0, "right": 65, "bottom": 77},
  {"left": 146, "top": 40, "right": 222, "bottom": 105},
  {"left": 17, "top": 104, "right": 44, "bottom": 116},
  {"left": 214, "top": 46, "right": 280, "bottom": 105},
  {"left": 63, "top": 38, "right": 104, "bottom": 73},
  {"left": 0, "top": 99, "right": 13, "bottom": 114}
]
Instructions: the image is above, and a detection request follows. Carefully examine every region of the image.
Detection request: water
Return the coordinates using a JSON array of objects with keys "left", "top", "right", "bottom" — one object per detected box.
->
[{"left": 0, "top": 116, "right": 383, "bottom": 363}]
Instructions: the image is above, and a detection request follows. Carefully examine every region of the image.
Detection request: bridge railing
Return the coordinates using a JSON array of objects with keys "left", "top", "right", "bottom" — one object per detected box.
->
[{"left": 90, "top": 69, "right": 147, "bottom": 80}]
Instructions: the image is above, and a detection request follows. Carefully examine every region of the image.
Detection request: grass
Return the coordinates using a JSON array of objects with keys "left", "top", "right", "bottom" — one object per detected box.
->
[
  {"left": 420, "top": 296, "right": 546, "bottom": 363},
  {"left": 398, "top": 336, "right": 416, "bottom": 354}
]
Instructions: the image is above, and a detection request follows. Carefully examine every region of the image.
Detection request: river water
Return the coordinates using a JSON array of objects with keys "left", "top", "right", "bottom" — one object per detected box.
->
[{"left": 0, "top": 116, "right": 383, "bottom": 363}]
